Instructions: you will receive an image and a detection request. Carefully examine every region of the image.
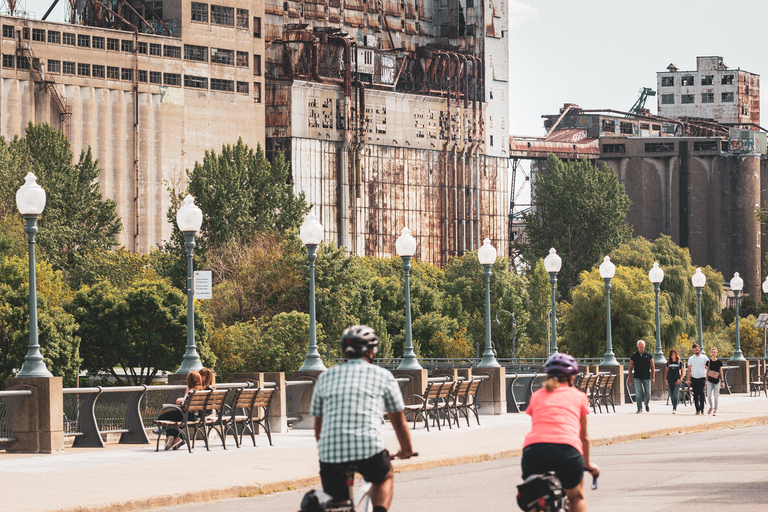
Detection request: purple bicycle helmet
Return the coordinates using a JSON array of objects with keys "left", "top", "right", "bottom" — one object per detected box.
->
[{"left": 544, "top": 353, "right": 579, "bottom": 376}]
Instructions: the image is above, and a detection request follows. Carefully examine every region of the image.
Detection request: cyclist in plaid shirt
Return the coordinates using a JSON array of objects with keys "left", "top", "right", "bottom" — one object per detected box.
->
[{"left": 311, "top": 325, "right": 415, "bottom": 512}]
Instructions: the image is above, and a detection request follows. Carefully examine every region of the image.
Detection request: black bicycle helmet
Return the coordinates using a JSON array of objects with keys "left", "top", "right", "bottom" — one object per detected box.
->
[
  {"left": 340, "top": 325, "right": 380, "bottom": 359},
  {"left": 544, "top": 353, "right": 579, "bottom": 376}
]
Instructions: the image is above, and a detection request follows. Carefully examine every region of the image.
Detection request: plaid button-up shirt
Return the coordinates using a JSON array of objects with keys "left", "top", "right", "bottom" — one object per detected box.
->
[{"left": 310, "top": 358, "right": 405, "bottom": 463}]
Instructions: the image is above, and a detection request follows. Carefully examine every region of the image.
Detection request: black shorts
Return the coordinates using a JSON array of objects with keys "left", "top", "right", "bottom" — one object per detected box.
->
[
  {"left": 521, "top": 443, "right": 585, "bottom": 490},
  {"left": 319, "top": 450, "right": 392, "bottom": 502}
]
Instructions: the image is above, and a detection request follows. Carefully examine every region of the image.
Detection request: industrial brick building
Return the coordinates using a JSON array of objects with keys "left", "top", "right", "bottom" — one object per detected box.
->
[{"left": 0, "top": 0, "right": 510, "bottom": 265}]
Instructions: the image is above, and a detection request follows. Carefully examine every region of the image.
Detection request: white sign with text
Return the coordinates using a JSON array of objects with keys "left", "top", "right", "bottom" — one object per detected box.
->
[{"left": 193, "top": 271, "right": 212, "bottom": 299}]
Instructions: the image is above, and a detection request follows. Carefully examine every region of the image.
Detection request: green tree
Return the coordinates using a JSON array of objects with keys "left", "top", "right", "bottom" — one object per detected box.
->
[
  {"left": 166, "top": 139, "right": 310, "bottom": 259},
  {"left": 69, "top": 247, "right": 161, "bottom": 290},
  {"left": 247, "top": 311, "right": 325, "bottom": 374},
  {"left": 10, "top": 123, "right": 123, "bottom": 277},
  {"left": 524, "top": 259, "right": 551, "bottom": 358},
  {"left": 206, "top": 321, "right": 260, "bottom": 382},
  {"left": 561, "top": 266, "right": 656, "bottom": 358},
  {"left": 0, "top": 256, "right": 80, "bottom": 388},
  {"left": 519, "top": 154, "right": 632, "bottom": 295},
  {"left": 67, "top": 279, "right": 213, "bottom": 385}
]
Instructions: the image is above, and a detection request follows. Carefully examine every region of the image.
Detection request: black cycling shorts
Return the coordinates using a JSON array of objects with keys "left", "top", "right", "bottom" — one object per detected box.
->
[
  {"left": 521, "top": 443, "right": 585, "bottom": 490},
  {"left": 319, "top": 450, "right": 392, "bottom": 502}
]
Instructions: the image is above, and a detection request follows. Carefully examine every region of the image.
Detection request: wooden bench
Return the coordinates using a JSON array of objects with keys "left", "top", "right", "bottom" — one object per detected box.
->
[
  {"left": 452, "top": 379, "right": 482, "bottom": 427},
  {"left": 403, "top": 381, "right": 445, "bottom": 431},
  {"left": 154, "top": 389, "right": 211, "bottom": 453},
  {"left": 202, "top": 389, "right": 230, "bottom": 450}
]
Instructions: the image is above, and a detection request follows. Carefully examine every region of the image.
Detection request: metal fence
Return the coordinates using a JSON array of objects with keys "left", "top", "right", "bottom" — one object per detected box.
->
[{"left": 0, "top": 390, "right": 33, "bottom": 445}]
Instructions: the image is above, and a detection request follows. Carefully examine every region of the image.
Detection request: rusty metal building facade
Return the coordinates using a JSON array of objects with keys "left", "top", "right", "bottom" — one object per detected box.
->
[{"left": 264, "top": 0, "right": 511, "bottom": 264}]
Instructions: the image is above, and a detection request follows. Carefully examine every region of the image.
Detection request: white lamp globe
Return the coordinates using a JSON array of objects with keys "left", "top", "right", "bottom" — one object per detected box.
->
[
  {"left": 692, "top": 268, "right": 706, "bottom": 289},
  {"left": 599, "top": 256, "right": 615, "bottom": 279},
  {"left": 395, "top": 227, "right": 416, "bottom": 257},
  {"left": 477, "top": 238, "right": 497, "bottom": 266},
  {"left": 16, "top": 172, "right": 46, "bottom": 215},
  {"left": 544, "top": 248, "right": 562, "bottom": 273},
  {"left": 648, "top": 262, "right": 664, "bottom": 284},
  {"left": 762, "top": 276, "right": 768, "bottom": 294},
  {"left": 731, "top": 272, "right": 744, "bottom": 292},
  {"left": 176, "top": 195, "right": 203, "bottom": 234},
  {"left": 300, "top": 213, "right": 324, "bottom": 246}
]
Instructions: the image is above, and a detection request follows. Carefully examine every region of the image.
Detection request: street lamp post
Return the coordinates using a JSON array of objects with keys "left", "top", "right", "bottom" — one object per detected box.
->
[
  {"left": 494, "top": 310, "right": 517, "bottom": 361},
  {"left": 599, "top": 256, "right": 619, "bottom": 366},
  {"left": 396, "top": 227, "right": 422, "bottom": 370},
  {"left": 649, "top": 262, "right": 666, "bottom": 365},
  {"left": 692, "top": 268, "right": 706, "bottom": 350},
  {"left": 763, "top": 277, "right": 768, "bottom": 359},
  {"left": 731, "top": 272, "right": 746, "bottom": 362},
  {"left": 477, "top": 238, "right": 499, "bottom": 368},
  {"left": 299, "top": 213, "right": 326, "bottom": 372},
  {"left": 175, "top": 195, "right": 204, "bottom": 374},
  {"left": 543, "top": 248, "right": 562, "bottom": 356},
  {"left": 15, "top": 173, "right": 52, "bottom": 378}
]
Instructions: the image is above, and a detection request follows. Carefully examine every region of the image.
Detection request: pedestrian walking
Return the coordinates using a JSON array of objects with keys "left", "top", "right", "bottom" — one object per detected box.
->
[
  {"left": 705, "top": 347, "right": 725, "bottom": 416},
  {"left": 665, "top": 348, "right": 683, "bottom": 414},
  {"left": 686, "top": 343, "right": 708, "bottom": 415},
  {"left": 628, "top": 340, "right": 655, "bottom": 413}
]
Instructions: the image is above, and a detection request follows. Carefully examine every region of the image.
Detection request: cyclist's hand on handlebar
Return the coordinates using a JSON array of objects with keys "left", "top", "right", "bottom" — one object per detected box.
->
[
  {"left": 393, "top": 449, "right": 418, "bottom": 460},
  {"left": 585, "top": 464, "right": 600, "bottom": 479}
]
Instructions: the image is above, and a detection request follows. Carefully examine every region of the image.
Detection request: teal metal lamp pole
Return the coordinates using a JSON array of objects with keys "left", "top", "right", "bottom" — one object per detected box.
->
[
  {"left": 599, "top": 256, "right": 619, "bottom": 366},
  {"left": 649, "top": 262, "right": 666, "bottom": 365},
  {"left": 692, "top": 268, "right": 706, "bottom": 351},
  {"left": 15, "top": 173, "right": 52, "bottom": 378},
  {"left": 175, "top": 195, "right": 204, "bottom": 374},
  {"left": 730, "top": 272, "right": 746, "bottom": 362},
  {"left": 299, "top": 213, "right": 326, "bottom": 371},
  {"left": 544, "top": 248, "right": 562, "bottom": 356},
  {"left": 396, "top": 227, "right": 422, "bottom": 370},
  {"left": 477, "top": 238, "right": 500, "bottom": 368}
]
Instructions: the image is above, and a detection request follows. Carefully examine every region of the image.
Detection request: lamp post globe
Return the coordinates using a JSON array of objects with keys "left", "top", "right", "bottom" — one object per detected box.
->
[
  {"left": 730, "top": 272, "right": 746, "bottom": 362},
  {"left": 175, "top": 195, "right": 204, "bottom": 374},
  {"left": 15, "top": 173, "right": 52, "bottom": 378},
  {"left": 299, "top": 213, "right": 326, "bottom": 371},
  {"left": 544, "top": 248, "right": 561, "bottom": 356},
  {"left": 692, "top": 268, "right": 706, "bottom": 350},
  {"left": 599, "top": 256, "right": 619, "bottom": 367},
  {"left": 648, "top": 262, "right": 666, "bottom": 365},
  {"left": 477, "top": 238, "right": 500, "bottom": 368},
  {"left": 396, "top": 227, "right": 422, "bottom": 370}
]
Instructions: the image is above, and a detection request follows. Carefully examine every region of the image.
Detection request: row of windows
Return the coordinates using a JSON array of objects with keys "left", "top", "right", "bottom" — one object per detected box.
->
[
  {"left": 603, "top": 141, "right": 721, "bottom": 154},
  {"left": 2, "top": 54, "right": 261, "bottom": 100},
  {"left": 184, "top": 44, "right": 261, "bottom": 74},
  {"left": 189, "top": 4, "right": 262, "bottom": 37},
  {"left": 661, "top": 74, "right": 736, "bottom": 87},
  {"left": 661, "top": 92, "right": 735, "bottom": 105}
]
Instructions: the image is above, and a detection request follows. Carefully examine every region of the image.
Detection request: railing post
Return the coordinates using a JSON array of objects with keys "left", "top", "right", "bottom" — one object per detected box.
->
[
  {"left": 121, "top": 386, "right": 150, "bottom": 444},
  {"left": 6, "top": 377, "right": 64, "bottom": 453},
  {"left": 391, "top": 369, "right": 428, "bottom": 405},
  {"left": 290, "top": 370, "right": 322, "bottom": 429},
  {"left": 599, "top": 364, "right": 625, "bottom": 406},
  {"left": 472, "top": 366, "right": 507, "bottom": 415}
]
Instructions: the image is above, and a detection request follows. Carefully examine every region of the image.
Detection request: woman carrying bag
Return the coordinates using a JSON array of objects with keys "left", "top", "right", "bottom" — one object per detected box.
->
[{"left": 705, "top": 347, "right": 725, "bottom": 416}]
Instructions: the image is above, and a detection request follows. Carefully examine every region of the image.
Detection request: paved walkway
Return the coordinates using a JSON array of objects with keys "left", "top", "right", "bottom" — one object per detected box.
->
[{"left": 2, "top": 393, "right": 767, "bottom": 512}]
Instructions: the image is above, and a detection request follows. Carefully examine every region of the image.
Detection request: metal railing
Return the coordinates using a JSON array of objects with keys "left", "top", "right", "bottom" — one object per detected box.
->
[
  {"left": 0, "top": 390, "right": 33, "bottom": 445},
  {"left": 285, "top": 379, "right": 314, "bottom": 423}
]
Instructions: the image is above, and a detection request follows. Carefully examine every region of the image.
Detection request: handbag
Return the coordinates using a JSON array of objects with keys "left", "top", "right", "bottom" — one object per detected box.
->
[{"left": 707, "top": 369, "right": 720, "bottom": 380}]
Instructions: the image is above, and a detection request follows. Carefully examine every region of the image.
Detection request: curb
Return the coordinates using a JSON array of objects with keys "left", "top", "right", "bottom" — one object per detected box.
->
[{"left": 51, "top": 415, "right": 768, "bottom": 512}]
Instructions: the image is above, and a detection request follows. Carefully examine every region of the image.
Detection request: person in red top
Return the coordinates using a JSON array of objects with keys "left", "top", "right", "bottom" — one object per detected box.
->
[{"left": 522, "top": 354, "right": 600, "bottom": 512}]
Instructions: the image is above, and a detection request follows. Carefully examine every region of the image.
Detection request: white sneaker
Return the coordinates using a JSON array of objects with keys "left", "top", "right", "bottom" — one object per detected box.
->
[{"left": 672, "top": 410, "right": 676, "bottom": 414}]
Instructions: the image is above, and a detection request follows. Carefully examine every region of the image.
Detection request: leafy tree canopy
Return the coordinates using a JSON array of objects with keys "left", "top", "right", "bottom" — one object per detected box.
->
[{"left": 519, "top": 154, "right": 632, "bottom": 295}]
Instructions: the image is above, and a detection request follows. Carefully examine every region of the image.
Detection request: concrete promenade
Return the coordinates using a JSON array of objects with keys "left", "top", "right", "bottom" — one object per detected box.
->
[{"left": 2, "top": 393, "right": 767, "bottom": 512}]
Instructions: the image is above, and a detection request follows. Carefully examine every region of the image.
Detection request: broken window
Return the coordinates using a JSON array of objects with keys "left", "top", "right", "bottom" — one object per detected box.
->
[
  {"left": 211, "top": 78, "right": 234, "bottom": 91},
  {"left": 191, "top": 2, "right": 208, "bottom": 22},
  {"left": 253, "top": 17, "right": 261, "bottom": 38},
  {"left": 107, "top": 38, "right": 119, "bottom": 51},
  {"left": 253, "top": 82, "right": 261, "bottom": 103},
  {"left": 741, "top": 104, "right": 749, "bottom": 115},
  {"left": 121, "top": 40, "right": 133, "bottom": 53},
  {"left": 163, "top": 45, "right": 181, "bottom": 59},
  {"left": 681, "top": 94, "right": 694, "bottom": 104},
  {"left": 602, "top": 144, "right": 626, "bottom": 154},
  {"left": 701, "top": 75, "right": 713, "bottom": 85},
  {"left": 693, "top": 141, "right": 718, "bottom": 151},
  {"left": 77, "top": 63, "right": 90, "bottom": 76},
  {"left": 121, "top": 68, "right": 133, "bottom": 81},
  {"left": 184, "top": 75, "right": 207, "bottom": 89},
  {"left": 680, "top": 75, "right": 694, "bottom": 86},
  {"left": 210, "top": 48, "right": 234, "bottom": 65},
  {"left": 163, "top": 73, "right": 181, "bottom": 86},
  {"left": 63, "top": 33, "right": 75, "bottom": 46},
  {"left": 150, "top": 71, "right": 161, "bottom": 84},
  {"left": 107, "top": 66, "right": 119, "bottom": 79},
  {"left": 184, "top": 44, "right": 208, "bottom": 62},
  {"left": 701, "top": 93, "right": 714, "bottom": 103},
  {"left": 211, "top": 5, "right": 234, "bottom": 26},
  {"left": 661, "top": 94, "right": 674, "bottom": 104},
  {"left": 639, "top": 123, "right": 650, "bottom": 130},
  {"left": 32, "top": 29, "right": 45, "bottom": 42},
  {"left": 92, "top": 64, "right": 104, "bottom": 78},
  {"left": 601, "top": 119, "right": 615, "bottom": 132},
  {"left": 644, "top": 142, "right": 674, "bottom": 152},
  {"left": 652, "top": 124, "right": 661, "bottom": 131},
  {"left": 253, "top": 54, "right": 261, "bottom": 75},
  {"left": 236, "top": 51, "right": 248, "bottom": 67},
  {"left": 47, "top": 59, "right": 60, "bottom": 73},
  {"left": 62, "top": 61, "right": 75, "bottom": 74},
  {"left": 93, "top": 36, "right": 104, "bottom": 49},
  {"left": 237, "top": 81, "right": 249, "bottom": 93},
  {"left": 722, "top": 92, "right": 734, "bottom": 102},
  {"left": 722, "top": 74, "right": 734, "bottom": 85},
  {"left": 16, "top": 56, "right": 29, "bottom": 70},
  {"left": 236, "top": 8, "right": 249, "bottom": 28},
  {"left": 47, "top": 31, "right": 60, "bottom": 44},
  {"left": 619, "top": 122, "right": 633, "bottom": 134},
  {"left": 22, "top": 27, "right": 28, "bottom": 40},
  {"left": 2, "top": 25, "right": 13, "bottom": 38},
  {"left": 149, "top": 43, "right": 161, "bottom": 56},
  {"left": 661, "top": 76, "right": 674, "bottom": 87}
]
